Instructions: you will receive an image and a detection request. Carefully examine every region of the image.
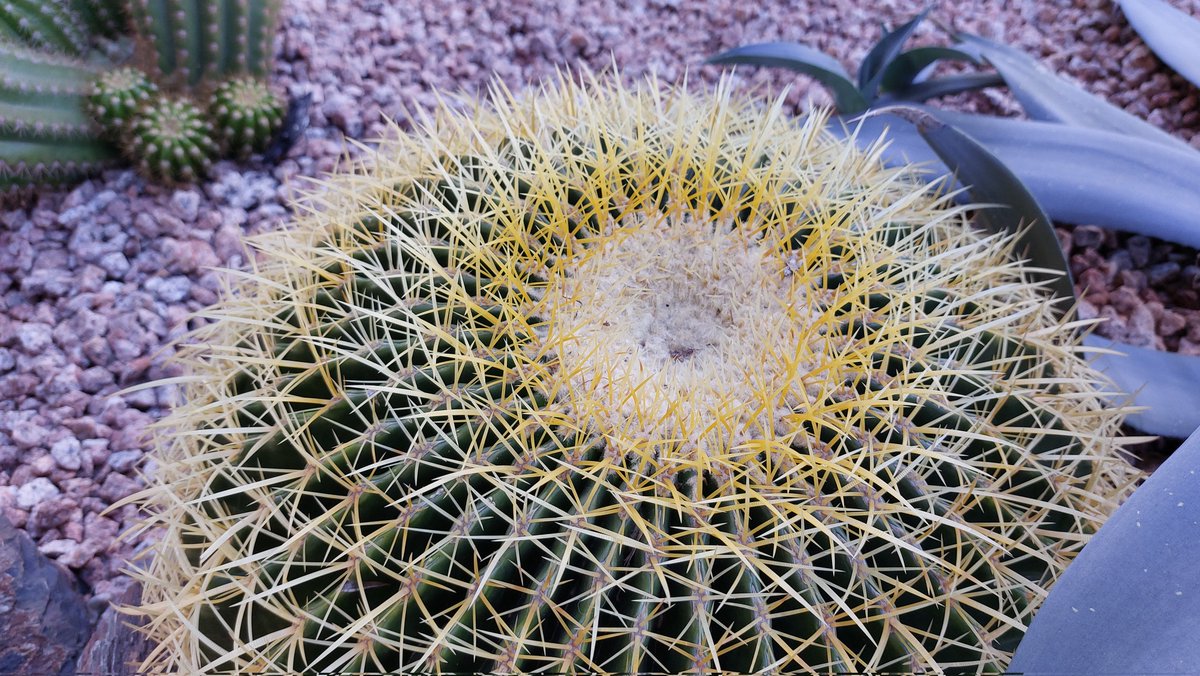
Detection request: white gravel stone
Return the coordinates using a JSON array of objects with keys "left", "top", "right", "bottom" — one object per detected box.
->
[
  {"left": 50, "top": 437, "right": 83, "bottom": 471},
  {"left": 16, "top": 477, "right": 60, "bottom": 510}
]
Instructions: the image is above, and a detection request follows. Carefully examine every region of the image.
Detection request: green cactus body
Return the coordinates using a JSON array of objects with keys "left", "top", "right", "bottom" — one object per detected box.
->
[
  {"left": 71, "top": 0, "right": 127, "bottom": 40},
  {"left": 0, "top": 0, "right": 91, "bottom": 55},
  {"left": 124, "top": 95, "right": 215, "bottom": 184},
  {"left": 88, "top": 66, "right": 156, "bottom": 137},
  {"left": 0, "top": 41, "right": 117, "bottom": 196},
  {"left": 130, "top": 0, "right": 282, "bottom": 89},
  {"left": 208, "top": 75, "right": 282, "bottom": 158},
  {"left": 129, "top": 79, "right": 1138, "bottom": 673}
]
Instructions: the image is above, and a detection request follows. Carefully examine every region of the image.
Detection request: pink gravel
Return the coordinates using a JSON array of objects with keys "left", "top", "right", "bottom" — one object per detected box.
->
[{"left": 0, "top": 0, "right": 1198, "bottom": 607}]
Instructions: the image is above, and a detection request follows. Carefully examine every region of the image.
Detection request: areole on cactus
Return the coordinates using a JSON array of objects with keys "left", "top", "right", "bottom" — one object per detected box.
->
[{"left": 127, "top": 76, "right": 1139, "bottom": 673}]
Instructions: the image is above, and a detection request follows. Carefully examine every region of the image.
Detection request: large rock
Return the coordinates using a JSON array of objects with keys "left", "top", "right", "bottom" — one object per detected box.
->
[
  {"left": 77, "top": 584, "right": 151, "bottom": 676},
  {"left": 0, "top": 513, "right": 92, "bottom": 675}
]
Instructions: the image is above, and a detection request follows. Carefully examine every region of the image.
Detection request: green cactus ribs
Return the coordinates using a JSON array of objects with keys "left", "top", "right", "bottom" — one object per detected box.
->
[
  {"left": 208, "top": 75, "right": 283, "bottom": 158},
  {"left": 88, "top": 66, "right": 156, "bottom": 137},
  {"left": 124, "top": 95, "right": 215, "bottom": 184},
  {"left": 129, "top": 0, "right": 284, "bottom": 88},
  {"left": 129, "top": 78, "right": 1138, "bottom": 674}
]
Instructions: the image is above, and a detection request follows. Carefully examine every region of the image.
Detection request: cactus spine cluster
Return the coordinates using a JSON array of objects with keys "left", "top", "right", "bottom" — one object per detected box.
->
[
  {"left": 128, "top": 0, "right": 284, "bottom": 88},
  {"left": 128, "top": 77, "right": 1139, "bottom": 674}
]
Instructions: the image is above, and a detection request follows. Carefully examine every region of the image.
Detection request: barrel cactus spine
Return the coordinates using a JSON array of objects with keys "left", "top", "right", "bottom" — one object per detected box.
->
[
  {"left": 208, "top": 75, "right": 283, "bottom": 158},
  {"left": 127, "top": 76, "right": 1139, "bottom": 673},
  {"left": 123, "top": 94, "right": 216, "bottom": 184}
]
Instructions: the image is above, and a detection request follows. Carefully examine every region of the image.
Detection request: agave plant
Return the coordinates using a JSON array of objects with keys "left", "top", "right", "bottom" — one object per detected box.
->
[
  {"left": 125, "top": 75, "right": 1138, "bottom": 674},
  {"left": 707, "top": 8, "right": 1003, "bottom": 114}
]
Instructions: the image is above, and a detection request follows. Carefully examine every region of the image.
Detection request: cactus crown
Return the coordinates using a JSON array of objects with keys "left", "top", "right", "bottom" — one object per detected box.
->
[
  {"left": 87, "top": 65, "right": 156, "bottom": 135},
  {"left": 124, "top": 94, "right": 215, "bottom": 184},
  {"left": 128, "top": 77, "right": 1137, "bottom": 673},
  {"left": 208, "top": 75, "right": 283, "bottom": 158}
]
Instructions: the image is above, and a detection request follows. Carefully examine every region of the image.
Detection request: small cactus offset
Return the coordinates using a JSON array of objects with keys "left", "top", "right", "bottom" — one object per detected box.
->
[
  {"left": 128, "top": 0, "right": 284, "bottom": 89},
  {"left": 127, "top": 77, "right": 1138, "bottom": 673},
  {"left": 208, "top": 75, "right": 283, "bottom": 158},
  {"left": 124, "top": 95, "right": 215, "bottom": 184},
  {"left": 87, "top": 66, "right": 156, "bottom": 137}
]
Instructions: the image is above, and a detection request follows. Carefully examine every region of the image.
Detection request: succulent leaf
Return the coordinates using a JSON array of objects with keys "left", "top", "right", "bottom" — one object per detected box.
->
[
  {"left": 878, "top": 45, "right": 981, "bottom": 92},
  {"left": 1011, "top": 422, "right": 1200, "bottom": 671},
  {"left": 127, "top": 78, "right": 1138, "bottom": 674},
  {"left": 208, "top": 75, "right": 284, "bottom": 159},
  {"left": 706, "top": 42, "right": 868, "bottom": 112},
  {"left": 1117, "top": 0, "right": 1200, "bottom": 91},
  {"left": 956, "top": 32, "right": 1192, "bottom": 151},
  {"left": 841, "top": 108, "right": 1200, "bottom": 249},
  {"left": 857, "top": 7, "right": 930, "bottom": 100},
  {"left": 124, "top": 94, "right": 216, "bottom": 184}
]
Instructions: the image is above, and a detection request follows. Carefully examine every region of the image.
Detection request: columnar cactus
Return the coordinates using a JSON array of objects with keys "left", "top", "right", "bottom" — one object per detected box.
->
[
  {"left": 0, "top": 0, "right": 90, "bottom": 54},
  {"left": 0, "top": 40, "right": 118, "bottom": 196},
  {"left": 128, "top": 78, "right": 1138, "bottom": 673},
  {"left": 127, "top": 0, "right": 284, "bottom": 89},
  {"left": 87, "top": 65, "right": 156, "bottom": 137},
  {"left": 208, "top": 75, "right": 283, "bottom": 158},
  {"left": 124, "top": 95, "right": 216, "bottom": 184},
  {"left": 71, "top": 0, "right": 127, "bottom": 39}
]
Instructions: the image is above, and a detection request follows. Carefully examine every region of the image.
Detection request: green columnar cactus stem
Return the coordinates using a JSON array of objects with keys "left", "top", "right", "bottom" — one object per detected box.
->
[
  {"left": 208, "top": 75, "right": 282, "bottom": 158},
  {"left": 129, "top": 0, "right": 283, "bottom": 89},
  {"left": 88, "top": 66, "right": 156, "bottom": 137},
  {"left": 71, "top": 0, "right": 127, "bottom": 39},
  {"left": 0, "top": 0, "right": 90, "bottom": 54},
  {"left": 127, "top": 78, "right": 1139, "bottom": 674},
  {"left": 124, "top": 95, "right": 215, "bottom": 184},
  {"left": 0, "top": 10, "right": 117, "bottom": 197}
]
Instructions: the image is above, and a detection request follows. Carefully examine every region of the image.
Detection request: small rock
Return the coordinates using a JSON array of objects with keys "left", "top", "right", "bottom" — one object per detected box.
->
[
  {"left": 15, "top": 323, "right": 53, "bottom": 354},
  {"left": 322, "top": 93, "right": 364, "bottom": 137},
  {"left": 1072, "top": 225, "right": 1105, "bottom": 249},
  {"left": 15, "top": 478, "right": 60, "bottom": 511},
  {"left": 106, "top": 450, "right": 142, "bottom": 474},
  {"left": 170, "top": 189, "right": 202, "bottom": 223},
  {"left": 50, "top": 437, "right": 82, "bottom": 471}
]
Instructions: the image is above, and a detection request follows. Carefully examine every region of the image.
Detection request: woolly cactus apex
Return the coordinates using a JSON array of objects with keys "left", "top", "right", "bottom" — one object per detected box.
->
[
  {"left": 126, "top": 77, "right": 1139, "bottom": 674},
  {"left": 129, "top": 0, "right": 284, "bottom": 88},
  {"left": 124, "top": 95, "right": 216, "bottom": 184},
  {"left": 0, "top": 0, "right": 91, "bottom": 55},
  {"left": 87, "top": 66, "right": 156, "bottom": 138},
  {"left": 209, "top": 75, "right": 283, "bottom": 158}
]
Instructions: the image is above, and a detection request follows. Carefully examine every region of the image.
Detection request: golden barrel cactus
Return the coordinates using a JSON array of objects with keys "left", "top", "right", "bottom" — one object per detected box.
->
[{"left": 128, "top": 76, "right": 1138, "bottom": 673}]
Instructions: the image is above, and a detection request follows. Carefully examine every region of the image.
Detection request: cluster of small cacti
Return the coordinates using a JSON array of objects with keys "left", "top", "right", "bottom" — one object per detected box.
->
[
  {"left": 88, "top": 70, "right": 284, "bottom": 184},
  {"left": 127, "top": 78, "right": 1138, "bottom": 674},
  {"left": 0, "top": 0, "right": 285, "bottom": 194}
]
